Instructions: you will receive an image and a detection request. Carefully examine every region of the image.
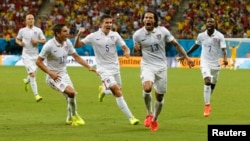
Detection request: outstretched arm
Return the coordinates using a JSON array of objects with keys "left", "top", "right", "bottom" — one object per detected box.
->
[
  {"left": 170, "top": 39, "right": 195, "bottom": 68},
  {"left": 121, "top": 45, "right": 130, "bottom": 58},
  {"left": 74, "top": 28, "right": 85, "bottom": 48},
  {"left": 72, "top": 52, "right": 98, "bottom": 75},
  {"left": 222, "top": 48, "right": 228, "bottom": 66},
  {"left": 36, "top": 56, "right": 61, "bottom": 81}
]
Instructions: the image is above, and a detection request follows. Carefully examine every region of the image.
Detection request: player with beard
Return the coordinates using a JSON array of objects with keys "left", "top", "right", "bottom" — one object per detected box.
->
[
  {"left": 182, "top": 17, "right": 228, "bottom": 117},
  {"left": 74, "top": 14, "right": 140, "bottom": 125},
  {"left": 133, "top": 10, "right": 194, "bottom": 131}
]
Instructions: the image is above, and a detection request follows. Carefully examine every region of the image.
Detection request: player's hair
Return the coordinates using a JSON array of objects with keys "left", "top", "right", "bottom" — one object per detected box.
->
[
  {"left": 100, "top": 14, "right": 112, "bottom": 23},
  {"left": 52, "top": 23, "right": 66, "bottom": 37},
  {"left": 141, "top": 10, "right": 158, "bottom": 27}
]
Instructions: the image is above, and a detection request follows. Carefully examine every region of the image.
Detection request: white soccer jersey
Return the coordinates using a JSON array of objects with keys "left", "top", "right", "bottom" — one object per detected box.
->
[
  {"left": 38, "top": 37, "right": 76, "bottom": 73},
  {"left": 81, "top": 29, "right": 126, "bottom": 73},
  {"left": 196, "top": 30, "right": 226, "bottom": 69},
  {"left": 133, "top": 26, "right": 174, "bottom": 68},
  {"left": 16, "top": 26, "right": 46, "bottom": 59}
]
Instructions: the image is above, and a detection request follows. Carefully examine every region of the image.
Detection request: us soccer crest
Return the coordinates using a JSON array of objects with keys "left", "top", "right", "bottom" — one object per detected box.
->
[
  {"left": 65, "top": 46, "right": 68, "bottom": 51},
  {"left": 213, "top": 38, "right": 218, "bottom": 43},
  {"left": 156, "top": 34, "right": 161, "bottom": 40}
]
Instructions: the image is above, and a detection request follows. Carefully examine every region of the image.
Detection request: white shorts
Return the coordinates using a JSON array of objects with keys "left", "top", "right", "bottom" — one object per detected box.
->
[
  {"left": 141, "top": 65, "right": 167, "bottom": 94},
  {"left": 22, "top": 58, "right": 37, "bottom": 73},
  {"left": 201, "top": 67, "right": 220, "bottom": 84},
  {"left": 46, "top": 72, "right": 74, "bottom": 93},
  {"left": 100, "top": 72, "right": 121, "bottom": 89}
]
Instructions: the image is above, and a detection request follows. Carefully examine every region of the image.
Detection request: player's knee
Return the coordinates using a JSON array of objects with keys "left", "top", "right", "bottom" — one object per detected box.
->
[
  {"left": 204, "top": 77, "right": 211, "bottom": 85},
  {"left": 205, "top": 82, "right": 211, "bottom": 85},
  {"left": 156, "top": 94, "right": 164, "bottom": 102},
  {"left": 65, "top": 87, "right": 76, "bottom": 98},
  {"left": 67, "top": 91, "right": 76, "bottom": 98},
  {"left": 143, "top": 81, "right": 153, "bottom": 93}
]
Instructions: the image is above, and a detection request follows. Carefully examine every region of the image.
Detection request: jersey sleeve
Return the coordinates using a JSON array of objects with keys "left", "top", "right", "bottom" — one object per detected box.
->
[
  {"left": 67, "top": 39, "right": 76, "bottom": 54},
  {"left": 39, "top": 41, "right": 50, "bottom": 58}
]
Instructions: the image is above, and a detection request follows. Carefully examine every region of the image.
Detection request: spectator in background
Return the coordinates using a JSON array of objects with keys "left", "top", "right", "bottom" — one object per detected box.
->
[
  {"left": 15, "top": 14, "right": 46, "bottom": 102},
  {"left": 74, "top": 14, "right": 140, "bottom": 125},
  {"left": 228, "top": 41, "right": 241, "bottom": 70}
]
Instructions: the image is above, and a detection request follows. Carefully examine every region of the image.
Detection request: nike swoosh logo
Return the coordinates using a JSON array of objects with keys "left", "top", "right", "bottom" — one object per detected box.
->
[{"left": 141, "top": 39, "right": 146, "bottom": 41}]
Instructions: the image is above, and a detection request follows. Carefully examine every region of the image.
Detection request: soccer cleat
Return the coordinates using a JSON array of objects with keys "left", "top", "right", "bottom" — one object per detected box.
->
[
  {"left": 144, "top": 114, "right": 153, "bottom": 127},
  {"left": 203, "top": 104, "right": 211, "bottom": 117},
  {"left": 35, "top": 95, "right": 43, "bottom": 102},
  {"left": 23, "top": 79, "right": 29, "bottom": 92},
  {"left": 129, "top": 117, "right": 139, "bottom": 125},
  {"left": 66, "top": 118, "right": 72, "bottom": 125},
  {"left": 75, "top": 115, "right": 85, "bottom": 125},
  {"left": 150, "top": 121, "right": 159, "bottom": 131},
  {"left": 71, "top": 116, "right": 79, "bottom": 126},
  {"left": 98, "top": 85, "right": 105, "bottom": 102},
  {"left": 71, "top": 115, "right": 85, "bottom": 126}
]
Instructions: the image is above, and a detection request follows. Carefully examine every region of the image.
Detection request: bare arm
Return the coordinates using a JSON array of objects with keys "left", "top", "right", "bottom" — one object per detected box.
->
[
  {"left": 170, "top": 39, "right": 189, "bottom": 59},
  {"left": 15, "top": 38, "right": 24, "bottom": 47},
  {"left": 36, "top": 56, "right": 60, "bottom": 81},
  {"left": 221, "top": 48, "right": 228, "bottom": 66},
  {"left": 121, "top": 45, "right": 130, "bottom": 58},
  {"left": 133, "top": 43, "right": 142, "bottom": 56},
  {"left": 74, "top": 28, "right": 85, "bottom": 48},
  {"left": 72, "top": 52, "right": 98, "bottom": 74},
  {"left": 186, "top": 44, "right": 200, "bottom": 55},
  {"left": 31, "top": 38, "right": 46, "bottom": 45},
  {"left": 170, "top": 39, "right": 195, "bottom": 68}
]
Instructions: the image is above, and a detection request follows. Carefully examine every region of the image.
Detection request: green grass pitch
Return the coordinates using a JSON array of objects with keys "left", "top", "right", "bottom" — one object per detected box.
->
[{"left": 0, "top": 66, "right": 249, "bottom": 141}]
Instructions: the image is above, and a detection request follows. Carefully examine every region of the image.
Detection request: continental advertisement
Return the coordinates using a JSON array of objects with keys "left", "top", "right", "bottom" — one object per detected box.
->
[
  {"left": 1, "top": 55, "right": 250, "bottom": 69},
  {"left": 119, "top": 57, "right": 141, "bottom": 67},
  {"left": 178, "top": 57, "right": 234, "bottom": 69}
]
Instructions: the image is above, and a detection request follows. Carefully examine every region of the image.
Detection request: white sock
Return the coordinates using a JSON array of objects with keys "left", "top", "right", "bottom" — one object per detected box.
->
[
  {"left": 26, "top": 75, "right": 30, "bottom": 83},
  {"left": 204, "top": 85, "right": 211, "bottom": 105},
  {"left": 68, "top": 97, "right": 77, "bottom": 116},
  {"left": 103, "top": 89, "right": 112, "bottom": 95},
  {"left": 30, "top": 77, "right": 38, "bottom": 95},
  {"left": 67, "top": 104, "right": 71, "bottom": 120},
  {"left": 143, "top": 91, "right": 152, "bottom": 115},
  {"left": 154, "top": 99, "right": 164, "bottom": 121},
  {"left": 101, "top": 84, "right": 112, "bottom": 95},
  {"left": 116, "top": 96, "right": 133, "bottom": 119}
]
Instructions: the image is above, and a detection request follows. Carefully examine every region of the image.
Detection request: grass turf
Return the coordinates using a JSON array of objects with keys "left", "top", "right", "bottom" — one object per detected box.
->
[{"left": 0, "top": 66, "right": 249, "bottom": 141}]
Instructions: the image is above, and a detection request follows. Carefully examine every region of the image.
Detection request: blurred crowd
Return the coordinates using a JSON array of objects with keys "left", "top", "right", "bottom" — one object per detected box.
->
[
  {"left": 0, "top": 0, "right": 180, "bottom": 39},
  {"left": 174, "top": 0, "right": 250, "bottom": 39},
  {"left": 0, "top": 0, "right": 250, "bottom": 55}
]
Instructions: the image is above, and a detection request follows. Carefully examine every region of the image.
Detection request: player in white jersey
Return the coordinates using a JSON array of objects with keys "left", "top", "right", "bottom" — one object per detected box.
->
[
  {"left": 16, "top": 14, "right": 46, "bottom": 102},
  {"left": 36, "top": 23, "right": 97, "bottom": 126},
  {"left": 74, "top": 14, "right": 139, "bottom": 125},
  {"left": 184, "top": 17, "right": 228, "bottom": 117},
  {"left": 133, "top": 10, "right": 194, "bottom": 131}
]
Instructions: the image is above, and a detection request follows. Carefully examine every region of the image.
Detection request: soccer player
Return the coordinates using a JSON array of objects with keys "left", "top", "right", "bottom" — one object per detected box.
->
[
  {"left": 228, "top": 41, "right": 241, "bottom": 70},
  {"left": 16, "top": 14, "right": 46, "bottom": 102},
  {"left": 133, "top": 10, "right": 194, "bottom": 131},
  {"left": 74, "top": 14, "right": 139, "bottom": 125},
  {"left": 36, "top": 23, "right": 97, "bottom": 126},
  {"left": 184, "top": 17, "right": 228, "bottom": 117}
]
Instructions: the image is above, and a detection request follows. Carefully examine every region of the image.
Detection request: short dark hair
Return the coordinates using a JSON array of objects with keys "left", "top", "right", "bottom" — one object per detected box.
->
[
  {"left": 52, "top": 23, "right": 66, "bottom": 36},
  {"left": 141, "top": 10, "right": 159, "bottom": 27},
  {"left": 100, "top": 14, "right": 112, "bottom": 23}
]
